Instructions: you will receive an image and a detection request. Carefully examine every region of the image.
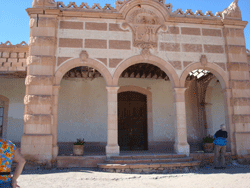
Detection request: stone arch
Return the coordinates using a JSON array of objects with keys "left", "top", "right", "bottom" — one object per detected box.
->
[
  {"left": 118, "top": 85, "right": 153, "bottom": 142},
  {"left": 180, "top": 62, "right": 229, "bottom": 90},
  {"left": 0, "top": 95, "right": 9, "bottom": 139},
  {"left": 112, "top": 55, "right": 180, "bottom": 88},
  {"left": 181, "top": 62, "right": 232, "bottom": 151},
  {"left": 54, "top": 58, "right": 113, "bottom": 86}
]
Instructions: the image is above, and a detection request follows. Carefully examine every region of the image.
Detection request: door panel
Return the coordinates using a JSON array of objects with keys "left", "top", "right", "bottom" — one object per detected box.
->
[{"left": 118, "top": 91, "right": 148, "bottom": 150}]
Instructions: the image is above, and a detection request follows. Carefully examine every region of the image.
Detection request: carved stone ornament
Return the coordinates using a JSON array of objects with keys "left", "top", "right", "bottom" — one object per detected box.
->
[
  {"left": 200, "top": 55, "right": 207, "bottom": 66},
  {"left": 32, "top": 0, "right": 57, "bottom": 8},
  {"left": 79, "top": 50, "right": 89, "bottom": 62},
  {"left": 222, "top": 0, "right": 241, "bottom": 19},
  {"left": 122, "top": 7, "right": 166, "bottom": 51},
  {"left": 141, "top": 47, "right": 151, "bottom": 60}
]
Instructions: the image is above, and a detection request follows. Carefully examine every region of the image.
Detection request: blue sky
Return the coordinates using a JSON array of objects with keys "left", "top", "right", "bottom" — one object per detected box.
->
[{"left": 0, "top": 0, "right": 249, "bottom": 50}]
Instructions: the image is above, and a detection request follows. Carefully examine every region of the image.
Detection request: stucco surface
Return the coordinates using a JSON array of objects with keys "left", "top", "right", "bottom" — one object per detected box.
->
[
  {"left": 0, "top": 78, "right": 25, "bottom": 142},
  {"left": 206, "top": 78, "right": 225, "bottom": 135},
  {"left": 57, "top": 78, "right": 175, "bottom": 142}
]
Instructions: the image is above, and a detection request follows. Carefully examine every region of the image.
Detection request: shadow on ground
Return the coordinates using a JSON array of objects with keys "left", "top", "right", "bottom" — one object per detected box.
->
[{"left": 19, "top": 162, "right": 250, "bottom": 176}]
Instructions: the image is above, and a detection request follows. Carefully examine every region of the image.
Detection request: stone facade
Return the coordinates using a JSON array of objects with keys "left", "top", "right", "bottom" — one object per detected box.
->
[{"left": 0, "top": 0, "right": 249, "bottom": 165}]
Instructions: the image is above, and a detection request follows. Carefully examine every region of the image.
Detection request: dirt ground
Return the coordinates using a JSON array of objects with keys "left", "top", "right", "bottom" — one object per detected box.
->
[{"left": 17, "top": 162, "right": 250, "bottom": 188}]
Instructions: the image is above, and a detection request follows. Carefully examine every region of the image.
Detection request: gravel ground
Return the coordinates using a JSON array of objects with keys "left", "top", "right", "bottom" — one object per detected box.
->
[{"left": 17, "top": 162, "right": 250, "bottom": 188}]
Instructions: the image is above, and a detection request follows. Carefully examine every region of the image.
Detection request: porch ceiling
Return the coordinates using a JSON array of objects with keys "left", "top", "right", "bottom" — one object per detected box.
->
[{"left": 63, "top": 63, "right": 170, "bottom": 80}]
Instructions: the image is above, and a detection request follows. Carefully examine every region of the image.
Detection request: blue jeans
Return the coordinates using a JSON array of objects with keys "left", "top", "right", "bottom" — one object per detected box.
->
[{"left": 0, "top": 181, "right": 12, "bottom": 188}]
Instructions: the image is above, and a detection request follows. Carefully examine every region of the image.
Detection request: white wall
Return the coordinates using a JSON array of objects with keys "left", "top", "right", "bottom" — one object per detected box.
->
[
  {"left": 58, "top": 78, "right": 108, "bottom": 142},
  {"left": 205, "top": 78, "right": 225, "bottom": 136},
  {"left": 0, "top": 78, "right": 25, "bottom": 142},
  {"left": 57, "top": 77, "right": 175, "bottom": 142},
  {"left": 0, "top": 76, "right": 225, "bottom": 144}
]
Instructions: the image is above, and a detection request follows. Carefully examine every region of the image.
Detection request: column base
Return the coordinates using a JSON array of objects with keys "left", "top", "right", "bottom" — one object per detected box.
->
[
  {"left": 174, "top": 143, "right": 190, "bottom": 156},
  {"left": 21, "top": 134, "right": 53, "bottom": 162},
  {"left": 106, "top": 145, "right": 120, "bottom": 157},
  {"left": 52, "top": 145, "right": 59, "bottom": 159}
]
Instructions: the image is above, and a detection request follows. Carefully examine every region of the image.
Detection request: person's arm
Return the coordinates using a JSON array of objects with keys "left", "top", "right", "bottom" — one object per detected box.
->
[
  {"left": 12, "top": 149, "right": 26, "bottom": 188},
  {"left": 214, "top": 131, "right": 219, "bottom": 138}
]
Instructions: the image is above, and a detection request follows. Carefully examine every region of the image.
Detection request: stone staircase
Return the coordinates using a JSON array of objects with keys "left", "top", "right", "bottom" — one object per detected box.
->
[{"left": 98, "top": 154, "right": 200, "bottom": 173}]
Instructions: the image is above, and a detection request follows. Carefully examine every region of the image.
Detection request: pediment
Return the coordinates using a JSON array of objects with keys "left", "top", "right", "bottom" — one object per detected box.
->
[{"left": 116, "top": 0, "right": 170, "bottom": 22}]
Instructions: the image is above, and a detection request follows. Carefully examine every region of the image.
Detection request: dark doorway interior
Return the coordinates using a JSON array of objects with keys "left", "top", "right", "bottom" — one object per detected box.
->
[{"left": 118, "top": 91, "right": 148, "bottom": 151}]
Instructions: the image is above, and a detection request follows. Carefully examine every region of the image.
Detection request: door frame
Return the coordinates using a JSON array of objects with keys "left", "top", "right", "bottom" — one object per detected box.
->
[
  {"left": 118, "top": 86, "right": 153, "bottom": 143},
  {"left": 0, "top": 95, "right": 9, "bottom": 139}
]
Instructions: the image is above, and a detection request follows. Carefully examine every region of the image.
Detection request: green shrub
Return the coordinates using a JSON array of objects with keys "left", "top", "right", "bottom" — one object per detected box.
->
[
  {"left": 203, "top": 135, "right": 214, "bottom": 143},
  {"left": 74, "top": 138, "right": 85, "bottom": 145}
]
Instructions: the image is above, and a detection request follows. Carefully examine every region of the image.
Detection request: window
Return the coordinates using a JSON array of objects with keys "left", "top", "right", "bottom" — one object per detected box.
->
[{"left": 0, "top": 107, "right": 3, "bottom": 137}]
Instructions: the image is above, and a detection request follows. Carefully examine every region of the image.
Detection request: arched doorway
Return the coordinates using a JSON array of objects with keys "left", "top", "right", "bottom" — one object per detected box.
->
[
  {"left": 184, "top": 69, "right": 228, "bottom": 151},
  {"left": 54, "top": 58, "right": 113, "bottom": 156},
  {"left": 118, "top": 91, "right": 148, "bottom": 150},
  {"left": 115, "top": 62, "right": 177, "bottom": 153}
]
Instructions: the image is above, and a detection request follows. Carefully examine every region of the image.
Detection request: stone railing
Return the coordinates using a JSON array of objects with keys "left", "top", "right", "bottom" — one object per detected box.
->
[{"left": 0, "top": 41, "right": 28, "bottom": 72}]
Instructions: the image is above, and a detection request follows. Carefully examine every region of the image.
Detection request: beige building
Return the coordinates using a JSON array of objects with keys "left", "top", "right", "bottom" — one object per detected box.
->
[{"left": 0, "top": 0, "right": 250, "bottom": 166}]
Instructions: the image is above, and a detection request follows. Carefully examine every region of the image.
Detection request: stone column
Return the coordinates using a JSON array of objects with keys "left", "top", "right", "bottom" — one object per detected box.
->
[
  {"left": 21, "top": 5, "right": 58, "bottom": 165},
  {"left": 173, "top": 88, "right": 190, "bottom": 156},
  {"left": 106, "top": 87, "right": 120, "bottom": 157},
  {"left": 223, "top": 25, "right": 250, "bottom": 157},
  {"left": 52, "top": 85, "right": 60, "bottom": 159}
]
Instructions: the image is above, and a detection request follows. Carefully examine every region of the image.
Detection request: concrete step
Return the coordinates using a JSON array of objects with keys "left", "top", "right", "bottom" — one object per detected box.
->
[
  {"left": 98, "top": 161, "right": 200, "bottom": 169},
  {"left": 106, "top": 157, "right": 193, "bottom": 164},
  {"left": 110, "top": 154, "right": 186, "bottom": 160}
]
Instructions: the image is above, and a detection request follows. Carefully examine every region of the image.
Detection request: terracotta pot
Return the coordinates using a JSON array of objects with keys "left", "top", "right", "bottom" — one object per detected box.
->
[
  {"left": 73, "top": 145, "right": 84, "bottom": 156},
  {"left": 203, "top": 143, "right": 214, "bottom": 153}
]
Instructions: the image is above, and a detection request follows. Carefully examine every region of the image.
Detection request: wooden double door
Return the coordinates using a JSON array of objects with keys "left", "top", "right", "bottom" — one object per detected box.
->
[{"left": 118, "top": 91, "right": 148, "bottom": 151}]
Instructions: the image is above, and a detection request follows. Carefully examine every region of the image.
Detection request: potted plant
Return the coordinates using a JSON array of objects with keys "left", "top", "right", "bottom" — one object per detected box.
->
[
  {"left": 73, "top": 138, "right": 85, "bottom": 156},
  {"left": 202, "top": 135, "right": 214, "bottom": 153}
]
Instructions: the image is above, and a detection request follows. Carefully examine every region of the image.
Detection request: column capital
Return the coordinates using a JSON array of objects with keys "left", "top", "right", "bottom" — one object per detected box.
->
[
  {"left": 106, "top": 86, "right": 120, "bottom": 92},
  {"left": 173, "top": 87, "right": 187, "bottom": 93},
  {"left": 53, "top": 85, "right": 61, "bottom": 90},
  {"left": 221, "top": 88, "right": 232, "bottom": 94}
]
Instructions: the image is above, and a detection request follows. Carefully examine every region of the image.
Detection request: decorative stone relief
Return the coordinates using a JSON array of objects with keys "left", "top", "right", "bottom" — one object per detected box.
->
[
  {"left": 200, "top": 55, "right": 208, "bottom": 66},
  {"left": 222, "top": 0, "right": 241, "bottom": 19},
  {"left": 29, "top": 18, "right": 37, "bottom": 28},
  {"left": 141, "top": 48, "right": 151, "bottom": 60},
  {"left": 121, "top": 7, "right": 166, "bottom": 52},
  {"left": 79, "top": 50, "right": 89, "bottom": 62},
  {"left": 115, "top": 0, "right": 172, "bottom": 12},
  {"left": 24, "top": 95, "right": 52, "bottom": 105},
  {"left": 24, "top": 114, "right": 52, "bottom": 125},
  {"left": 25, "top": 75, "right": 53, "bottom": 86}
]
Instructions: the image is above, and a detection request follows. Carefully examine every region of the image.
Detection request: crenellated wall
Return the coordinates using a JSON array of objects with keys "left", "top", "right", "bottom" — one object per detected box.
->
[{"left": 0, "top": 41, "right": 28, "bottom": 72}]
